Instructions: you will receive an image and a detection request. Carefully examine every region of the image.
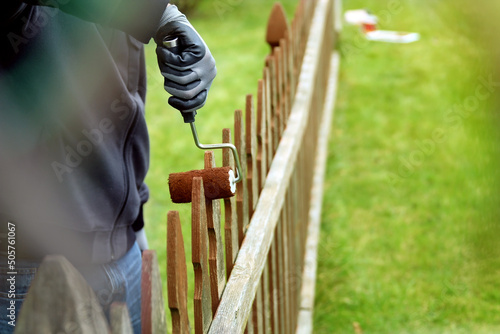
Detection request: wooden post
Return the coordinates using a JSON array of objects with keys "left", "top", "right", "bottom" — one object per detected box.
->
[
  {"left": 167, "top": 211, "right": 190, "bottom": 334},
  {"left": 110, "top": 302, "right": 133, "bottom": 334},
  {"left": 263, "top": 67, "right": 273, "bottom": 171},
  {"left": 246, "top": 94, "right": 259, "bottom": 217},
  {"left": 234, "top": 109, "right": 249, "bottom": 242},
  {"left": 273, "top": 47, "right": 284, "bottom": 139},
  {"left": 192, "top": 177, "right": 212, "bottom": 334},
  {"left": 141, "top": 250, "right": 167, "bottom": 334},
  {"left": 256, "top": 79, "right": 268, "bottom": 192},
  {"left": 204, "top": 151, "right": 226, "bottom": 315},
  {"left": 267, "top": 55, "right": 279, "bottom": 154},
  {"left": 269, "top": 239, "right": 279, "bottom": 333},
  {"left": 223, "top": 128, "right": 239, "bottom": 279},
  {"left": 252, "top": 281, "right": 264, "bottom": 333},
  {"left": 262, "top": 265, "right": 271, "bottom": 332}
]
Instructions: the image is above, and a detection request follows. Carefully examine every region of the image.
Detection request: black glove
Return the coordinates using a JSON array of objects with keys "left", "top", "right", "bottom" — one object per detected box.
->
[{"left": 154, "top": 5, "right": 217, "bottom": 114}]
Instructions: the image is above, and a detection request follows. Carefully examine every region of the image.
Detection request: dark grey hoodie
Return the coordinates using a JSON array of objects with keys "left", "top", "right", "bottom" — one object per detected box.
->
[{"left": 0, "top": 0, "right": 168, "bottom": 264}]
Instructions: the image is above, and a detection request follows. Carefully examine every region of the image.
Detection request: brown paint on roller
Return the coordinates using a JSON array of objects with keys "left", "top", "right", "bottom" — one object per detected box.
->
[{"left": 169, "top": 167, "right": 235, "bottom": 203}]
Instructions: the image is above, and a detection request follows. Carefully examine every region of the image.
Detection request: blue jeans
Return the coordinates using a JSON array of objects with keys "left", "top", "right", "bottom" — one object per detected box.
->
[{"left": 0, "top": 242, "right": 142, "bottom": 333}]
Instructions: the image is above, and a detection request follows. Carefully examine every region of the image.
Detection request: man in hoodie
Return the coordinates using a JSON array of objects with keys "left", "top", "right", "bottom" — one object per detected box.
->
[{"left": 0, "top": 1, "right": 216, "bottom": 332}]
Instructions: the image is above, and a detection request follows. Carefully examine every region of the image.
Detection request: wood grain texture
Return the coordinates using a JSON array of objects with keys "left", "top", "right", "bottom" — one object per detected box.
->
[
  {"left": 141, "top": 250, "right": 167, "bottom": 334},
  {"left": 273, "top": 51, "right": 284, "bottom": 145},
  {"left": 273, "top": 47, "right": 284, "bottom": 139},
  {"left": 167, "top": 211, "right": 190, "bottom": 334},
  {"left": 265, "top": 56, "right": 279, "bottom": 155},
  {"left": 253, "top": 281, "right": 264, "bottom": 333},
  {"left": 204, "top": 151, "right": 226, "bottom": 315},
  {"left": 269, "top": 238, "right": 279, "bottom": 333},
  {"left": 223, "top": 128, "right": 239, "bottom": 279},
  {"left": 279, "top": 37, "right": 290, "bottom": 123},
  {"left": 256, "top": 79, "right": 268, "bottom": 192},
  {"left": 275, "top": 218, "right": 284, "bottom": 333},
  {"left": 192, "top": 177, "right": 212, "bottom": 334},
  {"left": 246, "top": 94, "right": 259, "bottom": 217},
  {"left": 263, "top": 67, "right": 273, "bottom": 172},
  {"left": 234, "top": 109, "right": 249, "bottom": 244},
  {"left": 262, "top": 265, "right": 272, "bottom": 332},
  {"left": 286, "top": 31, "right": 296, "bottom": 109},
  {"left": 280, "top": 209, "right": 290, "bottom": 334},
  {"left": 277, "top": 42, "right": 286, "bottom": 133},
  {"left": 16, "top": 255, "right": 109, "bottom": 334},
  {"left": 110, "top": 302, "right": 133, "bottom": 334}
]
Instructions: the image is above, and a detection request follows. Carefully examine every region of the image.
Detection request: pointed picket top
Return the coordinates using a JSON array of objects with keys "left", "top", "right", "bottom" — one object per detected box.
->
[
  {"left": 266, "top": 2, "right": 290, "bottom": 49},
  {"left": 110, "top": 302, "right": 133, "bottom": 334},
  {"left": 16, "top": 255, "right": 109, "bottom": 333}
]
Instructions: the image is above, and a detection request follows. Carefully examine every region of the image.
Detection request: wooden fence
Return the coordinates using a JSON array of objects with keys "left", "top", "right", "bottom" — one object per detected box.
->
[
  {"left": 167, "top": 0, "right": 339, "bottom": 332},
  {"left": 14, "top": 0, "right": 340, "bottom": 332}
]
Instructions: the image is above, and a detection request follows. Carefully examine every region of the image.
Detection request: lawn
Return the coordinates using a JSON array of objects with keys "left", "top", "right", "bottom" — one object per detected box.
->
[
  {"left": 143, "top": 0, "right": 500, "bottom": 333},
  {"left": 314, "top": 0, "right": 500, "bottom": 333}
]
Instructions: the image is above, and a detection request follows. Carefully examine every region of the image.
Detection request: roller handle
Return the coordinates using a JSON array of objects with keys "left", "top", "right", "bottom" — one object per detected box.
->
[{"left": 162, "top": 36, "right": 197, "bottom": 124}]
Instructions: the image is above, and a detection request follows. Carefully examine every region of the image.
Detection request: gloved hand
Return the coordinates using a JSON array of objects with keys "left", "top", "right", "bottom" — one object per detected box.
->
[{"left": 154, "top": 5, "right": 217, "bottom": 114}]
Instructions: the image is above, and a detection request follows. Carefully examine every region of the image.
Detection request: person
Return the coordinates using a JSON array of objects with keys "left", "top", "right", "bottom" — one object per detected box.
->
[{"left": 0, "top": 1, "right": 216, "bottom": 333}]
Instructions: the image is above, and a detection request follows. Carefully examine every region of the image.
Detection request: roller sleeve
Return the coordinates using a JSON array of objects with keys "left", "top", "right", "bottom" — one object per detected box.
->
[{"left": 169, "top": 166, "right": 236, "bottom": 203}]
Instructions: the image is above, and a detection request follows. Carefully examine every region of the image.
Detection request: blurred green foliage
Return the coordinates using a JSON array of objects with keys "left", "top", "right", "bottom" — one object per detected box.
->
[{"left": 169, "top": 0, "right": 199, "bottom": 14}]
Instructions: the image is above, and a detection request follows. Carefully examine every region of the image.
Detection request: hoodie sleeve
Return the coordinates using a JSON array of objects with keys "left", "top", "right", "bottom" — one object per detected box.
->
[{"left": 21, "top": 0, "right": 169, "bottom": 43}]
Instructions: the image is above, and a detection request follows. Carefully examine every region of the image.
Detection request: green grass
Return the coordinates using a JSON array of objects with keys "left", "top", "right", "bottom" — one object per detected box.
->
[
  {"left": 314, "top": 0, "right": 500, "bottom": 333},
  {"left": 143, "top": 0, "right": 500, "bottom": 332}
]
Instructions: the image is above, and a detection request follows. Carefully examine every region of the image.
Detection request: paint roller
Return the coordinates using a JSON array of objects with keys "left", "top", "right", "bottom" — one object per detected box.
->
[{"left": 163, "top": 37, "right": 243, "bottom": 203}]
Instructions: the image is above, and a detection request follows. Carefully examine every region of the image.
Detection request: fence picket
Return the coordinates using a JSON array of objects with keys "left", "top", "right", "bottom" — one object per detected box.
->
[
  {"left": 254, "top": 280, "right": 264, "bottom": 333},
  {"left": 192, "top": 177, "right": 212, "bottom": 333},
  {"left": 280, "top": 41, "right": 287, "bottom": 129},
  {"left": 204, "top": 151, "right": 226, "bottom": 315},
  {"left": 263, "top": 67, "right": 273, "bottom": 172},
  {"left": 275, "top": 217, "right": 285, "bottom": 333},
  {"left": 110, "top": 302, "right": 133, "bottom": 334},
  {"left": 262, "top": 263, "right": 271, "bottom": 332},
  {"left": 268, "top": 242, "right": 278, "bottom": 333},
  {"left": 141, "top": 250, "right": 167, "bottom": 334},
  {"left": 223, "top": 128, "right": 239, "bottom": 279},
  {"left": 265, "top": 56, "right": 279, "bottom": 155},
  {"left": 235, "top": 109, "right": 249, "bottom": 240},
  {"left": 256, "top": 79, "right": 267, "bottom": 192},
  {"left": 246, "top": 94, "right": 259, "bottom": 217},
  {"left": 167, "top": 211, "right": 190, "bottom": 334}
]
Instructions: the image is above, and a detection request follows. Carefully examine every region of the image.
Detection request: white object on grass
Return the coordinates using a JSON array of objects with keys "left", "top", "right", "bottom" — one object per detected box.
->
[{"left": 365, "top": 30, "right": 420, "bottom": 43}]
